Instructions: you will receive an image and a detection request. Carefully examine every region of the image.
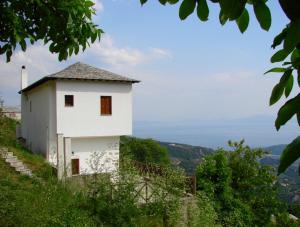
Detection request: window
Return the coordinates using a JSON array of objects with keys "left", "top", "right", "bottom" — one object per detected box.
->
[
  {"left": 71, "top": 159, "right": 79, "bottom": 175},
  {"left": 101, "top": 96, "right": 112, "bottom": 115},
  {"left": 65, "top": 95, "right": 74, "bottom": 107}
]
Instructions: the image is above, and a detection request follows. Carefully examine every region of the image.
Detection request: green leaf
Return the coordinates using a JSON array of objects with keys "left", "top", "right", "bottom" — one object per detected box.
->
[
  {"left": 0, "top": 44, "right": 9, "bottom": 55},
  {"left": 179, "top": 0, "right": 196, "bottom": 20},
  {"left": 74, "top": 44, "right": 80, "bottom": 54},
  {"left": 219, "top": 0, "right": 246, "bottom": 21},
  {"left": 6, "top": 49, "right": 12, "bottom": 62},
  {"left": 140, "top": 0, "right": 148, "bottom": 5},
  {"left": 168, "top": 0, "right": 180, "bottom": 4},
  {"left": 236, "top": 9, "right": 249, "bottom": 33},
  {"left": 20, "top": 40, "right": 26, "bottom": 51},
  {"left": 291, "top": 49, "right": 300, "bottom": 62},
  {"left": 197, "top": 0, "right": 209, "bottom": 21},
  {"left": 69, "top": 47, "right": 73, "bottom": 57},
  {"left": 291, "top": 49, "right": 300, "bottom": 68},
  {"left": 85, "top": 1, "right": 95, "bottom": 7},
  {"left": 284, "top": 20, "right": 300, "bottom": 54},
  {"left": 275, "top": 94, "right": 300, "bottom": 130},
  {"left": 253, "top": 1, "right": 271, "bottom": 31},
  {"left": 271, "top": 49, "right": 289, "bottom": 63},
  {"left": 219, "top": 9, "right": 228, "bottom": 25},
  {"left": 264, "top": 67, "right": 286, "bottom": 74},
  {"left": 284, "top": 74, "right": 294, "bottom": 98},
  {"left": 278, "top": 136, "right": 300, "bottom": 175},
  {"left": 272, "top": 28, "right": 288, "bottom": 49},
  {"left": 159, "top": 0, "right": 167, "bottom": 4},
  {"left": 297, "top": 112, "right": 300, "bottom": 127},
  {"left": 269, "top": 83, "right": 285, "bottom": 106}
]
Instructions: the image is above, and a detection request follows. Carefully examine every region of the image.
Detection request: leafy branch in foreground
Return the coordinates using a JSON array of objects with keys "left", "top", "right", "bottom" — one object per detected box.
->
[
  {"left": 141, "top": 0, "right": 300, "bottom": 175},
  {"left": 0, "top": 0, "right": 103, "bottom": 62}
]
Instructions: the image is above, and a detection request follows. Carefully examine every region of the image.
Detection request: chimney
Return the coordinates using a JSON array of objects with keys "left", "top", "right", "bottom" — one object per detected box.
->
[{"left": 21, "top": 65, "right": 28, "bottom": 90}]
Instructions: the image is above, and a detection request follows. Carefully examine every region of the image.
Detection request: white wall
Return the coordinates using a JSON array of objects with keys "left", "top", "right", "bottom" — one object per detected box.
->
[
  {"left": 21, "top": 81, "right": 57, "bottom": 161},
  {"left": 71, "top": 136, "right": 119, "bottom": 174},
  {"left": 56, "top": 80, "right": 133, "bottom": 137}
]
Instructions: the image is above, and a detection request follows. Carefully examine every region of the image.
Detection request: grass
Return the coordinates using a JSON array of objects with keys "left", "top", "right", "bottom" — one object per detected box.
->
[
  {"left": 0, "top": 114, "right": 182, "bottom": 226},
  {"left": 0, "top": 115, "right": 54, "bottom": 179},
  {"left": 0, "top": 115, "right": 93, "bottom": 226}
]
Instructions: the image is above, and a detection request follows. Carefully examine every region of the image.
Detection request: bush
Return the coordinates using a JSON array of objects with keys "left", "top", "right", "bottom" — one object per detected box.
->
[
  {"left": 196, "top": 140, "right": 287, "bottom": 226},
  {"left": 84, "top": 159, "right": 185, "bottom": 226}
]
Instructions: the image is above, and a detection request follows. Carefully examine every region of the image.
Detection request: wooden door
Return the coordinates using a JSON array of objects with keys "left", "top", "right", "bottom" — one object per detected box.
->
[{"left": 71, "top": 159, "right": 79, "bottom": 175}]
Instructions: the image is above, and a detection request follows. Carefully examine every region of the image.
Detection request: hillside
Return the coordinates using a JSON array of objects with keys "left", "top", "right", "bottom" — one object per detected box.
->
[
  {"left": 158, "top": 139, "right": 300, "bottom": 213},
  {"left": 264, "top": 144, "right": 286, "bottom": 155},
  {"left": 159, "top": 141, "right": 214, "bottom": 175}
]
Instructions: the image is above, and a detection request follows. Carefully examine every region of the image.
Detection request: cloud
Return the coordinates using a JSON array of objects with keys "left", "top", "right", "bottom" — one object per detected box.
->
[
  {"left": 88, "top": 35, "right": 172, "bottom": 67},
  {"left": 149, "top": 48, "right": 172, "bottom": 59},
  {"left": 0, "top": 34, "right": 172, "bottom": 105},
  {"left": 93, "top": 0, "right": 103, "bottom": 12}
]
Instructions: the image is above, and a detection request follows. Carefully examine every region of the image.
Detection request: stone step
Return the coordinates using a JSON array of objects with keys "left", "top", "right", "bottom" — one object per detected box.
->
[
  {"left": 11, "top": 161, "right": 24, "bottom": 168},
  {"left": 15, "top": 165, "right": 27, "bottom": 172},
  {"left": 21, "top": 170, "right": 32, "bottom": 176},
  {"left": 6, "top": 152, "right": 14, "bottom": 157},
  {"left": 6, "top": 157, "right": 18, "bottom": 163},
  {"left": 1, "top": 147, "right": 34, "bottom": 178}
]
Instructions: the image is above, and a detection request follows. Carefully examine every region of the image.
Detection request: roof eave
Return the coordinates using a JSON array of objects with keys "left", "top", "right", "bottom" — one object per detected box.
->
[{"left": 19, "top": 77, "right": 140, "bottom": 94}]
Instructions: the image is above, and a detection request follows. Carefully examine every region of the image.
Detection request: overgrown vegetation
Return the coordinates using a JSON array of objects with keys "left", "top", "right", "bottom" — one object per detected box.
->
[
  {"left": 0, "top": 113, "right": 185, "bottom": 226},
  {"left": 120, "top": 136, "right": 170, "bottom": 166},
  {"left": 1, "top": 109, "right": 299, "bottom": 226},
  {"left": 196, "top": 140, "right": 299, "bottom": 226}
]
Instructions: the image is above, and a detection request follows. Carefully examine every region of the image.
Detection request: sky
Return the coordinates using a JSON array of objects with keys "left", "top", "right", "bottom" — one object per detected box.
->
[{"left": 0, "top": 1, "right": 298, "bottom": 147}]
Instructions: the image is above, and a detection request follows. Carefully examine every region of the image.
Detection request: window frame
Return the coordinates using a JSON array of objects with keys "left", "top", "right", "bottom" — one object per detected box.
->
[
  {"left": 100, "top": 96, "right": 112, "bottom": 116},
  {"left": 65, "top": 95, "right": 74, "bottom": 107}
]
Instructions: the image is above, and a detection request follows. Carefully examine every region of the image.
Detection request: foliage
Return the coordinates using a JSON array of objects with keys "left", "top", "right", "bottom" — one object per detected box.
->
[
  {"left": 0, "top": 0, "right": 103, "bottom": 62},
  {"left": 269, "top": 212, "right": 300, "bottom": 227},
  {"left": 196, "top": 140, "right": 290, "bottom": 226},
  {"left": 84, "top": 159, "right": 185, "bottom": 226},
  {"left": 187, "top": 192, "right": 219, "bottom": 227},
  {"left": 0, "top": 160, "right": 93, "bottom": 227},
  {"left": 120, "top": 136, "right": 170, "bottom": 166},
  {"left": 160, "top": 141, "right": 213, "bottom": 175},
  {"left": 140, "top": 0, "right": 300, "bottom": 175}
]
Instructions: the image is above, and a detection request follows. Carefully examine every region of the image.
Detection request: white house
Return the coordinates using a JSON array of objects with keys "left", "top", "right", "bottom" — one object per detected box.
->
[{"left": 19, "top": 62, "right": 139, "bottom": 178}]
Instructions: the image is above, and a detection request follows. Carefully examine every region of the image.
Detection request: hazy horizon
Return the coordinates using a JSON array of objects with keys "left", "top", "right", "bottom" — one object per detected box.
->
[{"left": 133, "top": 115, "right": 299, "bottom": 149}]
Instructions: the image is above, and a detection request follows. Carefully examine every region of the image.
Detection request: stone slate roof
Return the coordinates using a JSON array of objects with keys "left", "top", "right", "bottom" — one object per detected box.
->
[{"left": 20, "top": 62, "right": 139, "bottom": 93}]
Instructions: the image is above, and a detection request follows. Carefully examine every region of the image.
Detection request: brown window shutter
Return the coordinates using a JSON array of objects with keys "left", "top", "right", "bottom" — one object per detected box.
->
[{"left": 101, "top": 96, "right": 112, "bottom": 115}]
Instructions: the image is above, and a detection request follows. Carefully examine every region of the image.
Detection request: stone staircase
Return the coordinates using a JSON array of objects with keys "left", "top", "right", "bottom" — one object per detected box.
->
[{"left": 0, "top": 147, "right": 33, "bottom": 177}]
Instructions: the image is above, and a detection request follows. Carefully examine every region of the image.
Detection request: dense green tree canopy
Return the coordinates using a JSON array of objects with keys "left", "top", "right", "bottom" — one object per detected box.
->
[
  {"left": 196, "top": 140, "right": 293, "bottom": 226},
  {"left": 120, "top": 137, "right": 170, "bottom": 166},
  {"left": 0, "top": 0, "right": 102, "bottom": 62}
]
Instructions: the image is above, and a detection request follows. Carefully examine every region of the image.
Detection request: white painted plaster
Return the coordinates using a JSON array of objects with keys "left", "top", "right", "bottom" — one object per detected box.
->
[
  {"left": 21, "top": 81, "right": 57, "bottom": 161},
  {"left": 71, "top": 136, "right": 120, "bottom": 174},
  {"left": 56, "top": 80, "right": 132, "bottom": 137}
]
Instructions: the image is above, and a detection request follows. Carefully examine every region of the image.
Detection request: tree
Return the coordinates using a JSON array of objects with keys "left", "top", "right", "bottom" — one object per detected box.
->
[
  {"left": 196, "top": 140, "right": 290, "bottom": 226},
  {"left": 0, "top": 0, "right": 103, "bottom": 62},
  {"left": 120, "top": 137, "right": 170, "bottom": 166},
  {"left": 141, "top": 0, "right": 300, "bottom": 175}
]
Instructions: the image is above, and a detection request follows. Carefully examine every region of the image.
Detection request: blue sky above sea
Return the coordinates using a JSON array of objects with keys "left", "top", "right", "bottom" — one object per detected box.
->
[{"left": 0, "top": 1, "right": 298, "bottom": 148}]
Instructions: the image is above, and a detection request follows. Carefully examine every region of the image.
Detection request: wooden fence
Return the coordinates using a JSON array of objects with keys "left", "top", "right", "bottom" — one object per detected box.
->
[{"left": 132, "top": 161, "right": 197, "bottom": 196}]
